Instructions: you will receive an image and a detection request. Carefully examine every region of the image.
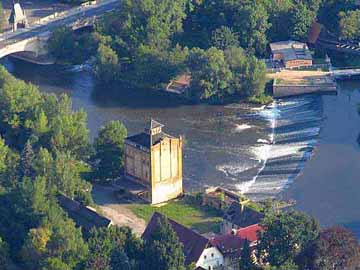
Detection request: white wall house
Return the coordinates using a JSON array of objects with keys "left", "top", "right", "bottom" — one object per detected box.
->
[{"left": 196, "top": 246, "right": 224, "bottom": 270}]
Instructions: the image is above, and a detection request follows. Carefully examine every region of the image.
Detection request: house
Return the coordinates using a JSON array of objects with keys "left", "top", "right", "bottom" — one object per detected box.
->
[
  {"left": 269, "top": 41, "right": 313, "bottom": 69},
  {"left": 57, "top": 194, "right": 113, "bottom": 231},
  {"left": 142, "top": 212, "right": 225, "bottom": 270},
  {"left": 124, "top": 120, "right": 183, "bottom": 205},
  {"left": 8, "top": 2, "right": 28, "bottom": 32},
  {"left": 211, "top": 224, "right": 262, "bottom": 270},
  {"left": 222, "top": 202, "right": 264, "bottom": 234}
]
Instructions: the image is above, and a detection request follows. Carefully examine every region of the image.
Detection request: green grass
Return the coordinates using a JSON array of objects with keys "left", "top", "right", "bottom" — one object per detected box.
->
[{"left": 127, "top": 199, "right": 223, "bottom": 234}]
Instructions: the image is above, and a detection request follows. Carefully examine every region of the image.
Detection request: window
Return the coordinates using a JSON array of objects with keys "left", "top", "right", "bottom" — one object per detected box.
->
[
  {"left": 208, "top": 267, "right": 211, "bottom": 270},
  {"left": 204, "top": 255, "right": 207, "bottom": 260},
  {"left": 211, "top": 253, "right": 214, "bottom": 257}
]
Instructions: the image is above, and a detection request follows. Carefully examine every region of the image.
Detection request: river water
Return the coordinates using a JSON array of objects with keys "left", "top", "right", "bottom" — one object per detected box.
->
[{"left": 2, "top": 58, "right": 360, "bottom": 236}]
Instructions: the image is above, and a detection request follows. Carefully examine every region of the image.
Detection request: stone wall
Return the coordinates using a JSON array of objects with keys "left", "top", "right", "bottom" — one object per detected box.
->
[{"left": 273, "top": 83, "right": 337, "bottom": 98}]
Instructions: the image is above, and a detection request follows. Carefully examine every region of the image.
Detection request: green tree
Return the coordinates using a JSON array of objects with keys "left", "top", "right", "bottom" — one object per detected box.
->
[
  {"left": 211, "top": 26, "right": 239, "bottom": 50},
  {"left": 290, "top": 3, "right": 316, "bottom": 41},
  {"left": 110, "top": 248, "right": 131, "bottom": 270},
  {"left": 232, "top": 1, "right": 270, "bottom": 56},
  {"left": 297, "top": 227, "right": 360, "bottom": 270},
  {"left": 18, "top": 140, "right": 35, "bottom": 179},
  {"left": 339, "top": 9, "right": 360, "bottom": 40},
  {"left": 239, "top": 240, "right": 256, "bottom": 270},
  {"left": 0, "top": 136, "right": 9, "bottom": 173},
  {"left": 45, "top": 215, "right": 89, "bottom": 269},
  {"left": 144, "top": 216, "right": 185, "bottom": 270},
  {"left": 0, "top": 2, "right": 4, "bottom": 33},
  {"left": 94, "top": 120, "right": 127, "bottom": 180},
  {"left": 187, "top": 47, "right": 233, "bottom": 101},
  {"left": 257, "top": 211, "right": 319, "bottom": 267},
  {"left": 49, "top": 109, "right": 90, "bottom": 159},
  {"left": 0, "top": 237, "right": 9, "bottom": 270},
  {"left": 21, "top": 226, "right": 52, "bottom": 269},
  {"left": 86, "top": 226, "right": 143, "bottom": 270},
  {"left": 41, "top": 257, "right": 71, "bottom": 270},
  {"left": 94, "top": 44, "right": 119, "bottom": 84}
]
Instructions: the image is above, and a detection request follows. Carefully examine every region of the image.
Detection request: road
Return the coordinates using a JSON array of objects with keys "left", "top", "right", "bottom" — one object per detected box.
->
[{"left": 0, "top": 0, "right": 120, "bottom": 49}]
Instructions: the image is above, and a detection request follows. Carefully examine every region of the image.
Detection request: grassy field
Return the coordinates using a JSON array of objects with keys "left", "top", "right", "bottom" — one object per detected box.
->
[{"left": 127, "top": 199, "right": 223, "bottom": 234}]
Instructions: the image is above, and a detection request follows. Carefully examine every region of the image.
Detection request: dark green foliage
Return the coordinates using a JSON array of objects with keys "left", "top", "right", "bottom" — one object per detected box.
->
[
  {"left": 297, "top": 227, "right": 360, "bottom": 270},
  {"left": 86, "top": 226, "right": 143, "bottom": 270},
  {"left": 0, "top": 2, "right": 4, "bottom": 33},
  {"left": 110, "top": 248, "right": 131, "bottom": 270},
  {"left": 239, "top": 240, "right": 256, "bottom": 270},
  {"left": 18, "top": 140, "right": 34, "bottom": 179},
  {"left": 211, "top": 26, "right": 239, "bottom": 50},
  {"left": 48, "top": 27, "right": 98, "bottom": 64},
  {"left": 0, "top": 237, "right": 9, "bottom": 270},
  {"left": 186, "top": 46, "right": 267, "bottom": 102},
  {"left": 93, "top": 120, "right": 127, "bottom": 180},
  {"left": 257, "top": 211, "right": 320, "bottom": 267},
  {"left": 144, "top": 216, "right": 186, "bottom": 270},
  {"left": 339, "top": 9, "right": 360, "bottom": 40}
]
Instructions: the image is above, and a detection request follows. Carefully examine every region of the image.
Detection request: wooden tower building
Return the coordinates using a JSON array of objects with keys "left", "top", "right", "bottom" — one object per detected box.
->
[{"left": 124, "top": 120, "right": 183, "bottom": 204}]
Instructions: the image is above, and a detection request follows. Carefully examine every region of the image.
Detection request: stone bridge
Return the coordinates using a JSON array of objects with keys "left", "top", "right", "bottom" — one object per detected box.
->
[{"left": 0, "top": 0, "right": 119, "bottom": 64}]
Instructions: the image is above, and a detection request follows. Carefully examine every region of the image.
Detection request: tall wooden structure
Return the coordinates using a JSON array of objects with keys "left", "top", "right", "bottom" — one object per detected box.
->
[{"left": 124, "top": 120, "right": 183, "bottom": 204}]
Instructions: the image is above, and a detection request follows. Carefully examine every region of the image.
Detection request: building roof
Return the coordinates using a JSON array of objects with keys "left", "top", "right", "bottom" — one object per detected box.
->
[
  {"left": 126, "top": 120, "right": 175, "bottom": 149},
  {"left": 270, "top": 40, "right": 312, "bottom": 62},
  {"left": 210, "top": 233, "right": 245, "bottom": 257},
  {"left": 210, "top": 224, "right": 262, "bottom": 256},
  {"left": 126, "top": 131, "right": 171, "bottom": 149},
  {"left": 9, "top": 3, "right": 27, "bottom": 24},
  {"left": 57, "top": 194, "right": 112, "bottom": 231},
  {"left": 142, "top": 212, "right": 211, "bottom": 265},
  {"left": 223, "top": 202, "right": 264, "bottom": 228},
  {"left": 236, "top": 224, "right": 262, "bottom": 243},
  {"left": 149, "top": 119, "right": 164, "bottom": 130}
]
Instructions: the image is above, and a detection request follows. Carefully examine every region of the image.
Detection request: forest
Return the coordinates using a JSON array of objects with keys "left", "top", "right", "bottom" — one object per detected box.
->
[{"left": 48, "top": 0, "right": 360, "bottom": 103}]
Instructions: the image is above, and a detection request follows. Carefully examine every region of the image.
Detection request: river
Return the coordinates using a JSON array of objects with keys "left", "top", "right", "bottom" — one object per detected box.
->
[{"left": 2, "top": 58, "right": 360, "bottom": 237}]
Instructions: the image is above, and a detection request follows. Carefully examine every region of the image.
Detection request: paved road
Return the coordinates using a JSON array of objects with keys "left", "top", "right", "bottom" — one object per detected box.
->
[{"left": 0, "top": 0, "right": 120, "bottom": 49}]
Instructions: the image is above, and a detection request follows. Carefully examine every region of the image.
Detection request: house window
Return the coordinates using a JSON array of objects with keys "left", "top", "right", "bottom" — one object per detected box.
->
[
  {"left": 208, "top": 267, "right": 211, "bottom": 270},
  {"left": 211, "top": 253, "right": 214, "bottom": 257},
  {"left": 204, "top": 255, "right": 207, "bottom": 260}
]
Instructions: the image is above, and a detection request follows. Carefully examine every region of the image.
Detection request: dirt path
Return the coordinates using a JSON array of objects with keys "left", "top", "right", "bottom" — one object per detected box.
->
[{"left": 92, "top": 184, "right": 146, "bottom": 236}]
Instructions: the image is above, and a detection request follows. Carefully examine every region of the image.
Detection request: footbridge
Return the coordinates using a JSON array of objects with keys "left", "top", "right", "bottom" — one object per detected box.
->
[{"left": 0, "top": 0, "right": 120, "bottom": 64}]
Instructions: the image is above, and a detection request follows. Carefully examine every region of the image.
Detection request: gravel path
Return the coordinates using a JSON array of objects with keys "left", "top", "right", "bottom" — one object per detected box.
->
[{"left": 92, "top": 183, "right": 146, "bottom": 236}]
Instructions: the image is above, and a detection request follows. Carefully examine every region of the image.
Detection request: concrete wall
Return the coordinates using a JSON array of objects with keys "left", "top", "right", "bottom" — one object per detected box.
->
[
  {"left": 150, "top": 137, "right": 183, "bottom": 205},
  {"left": 273, "top": 83, "right": 337, "bottom": 98}
]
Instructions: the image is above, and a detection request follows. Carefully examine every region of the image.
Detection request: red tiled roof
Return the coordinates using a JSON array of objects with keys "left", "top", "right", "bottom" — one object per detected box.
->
[
  {"left": 210, "top": 224, "right": 262, "bottom": 256},
  {"left": 142, "top": 212, "right": 211, "bottom": 265},
  {"left": 210, "top": 233, "right": 245, "bottom": 256},
  {"left": 236, "top": 224, "right": 262, "bottom": 243}
]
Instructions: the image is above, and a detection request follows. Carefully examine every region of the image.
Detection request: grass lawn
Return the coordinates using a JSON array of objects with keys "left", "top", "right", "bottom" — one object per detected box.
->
[{"left": 127, "top": 199, "right": 223, "bottom": 234}]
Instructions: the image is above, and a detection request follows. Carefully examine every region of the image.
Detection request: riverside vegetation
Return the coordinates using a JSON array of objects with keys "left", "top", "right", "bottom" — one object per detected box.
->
[
  {"left": 0, "top": 66, "right": 359, "bottom": 270},
  {"left": 48, "top": 0, "right": 360, "bottom": 104}
]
